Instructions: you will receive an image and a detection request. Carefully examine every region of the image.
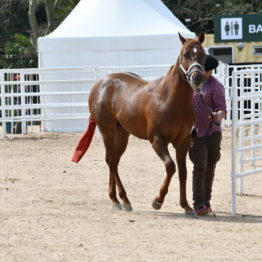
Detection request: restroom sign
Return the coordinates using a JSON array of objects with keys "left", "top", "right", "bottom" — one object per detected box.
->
[
  {"left": 221, "top": 18, "right": 242, "bottom": 40},
  {"left": 214, "top": 14, "right": 262, "bottom": 42}
]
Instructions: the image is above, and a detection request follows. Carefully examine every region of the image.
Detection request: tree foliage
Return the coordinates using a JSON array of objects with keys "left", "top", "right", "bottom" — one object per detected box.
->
[
  {"left": 162, "top": 0, "right": 262, "bottom": 34},
  {"left": 0, "top": 0, "right": 29, "bottom": 53},
  {"left": 0, "top": 0, "right": 80, "bottom": 68},
  {"left": 2, "top": 34, "right": 37, "bottom": 68}
]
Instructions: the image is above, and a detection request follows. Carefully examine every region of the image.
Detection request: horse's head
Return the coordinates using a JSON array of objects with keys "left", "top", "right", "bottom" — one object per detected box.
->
[{"left": 178, "top": 32, "right": 206, "bottom": 90}]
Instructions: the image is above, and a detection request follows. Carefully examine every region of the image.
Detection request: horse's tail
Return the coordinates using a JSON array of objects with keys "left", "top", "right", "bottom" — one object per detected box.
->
[{"left": 71, "top": 116, "right": 97, "bottom": 163}]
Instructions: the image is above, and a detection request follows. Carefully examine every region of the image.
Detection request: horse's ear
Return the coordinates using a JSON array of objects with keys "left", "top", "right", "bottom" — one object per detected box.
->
[
  {"left": 178, "top": 32, "right": 186, "bottom": 44},
  {"left": 198, "top": 32, "right": 205, "bottom": 44}
]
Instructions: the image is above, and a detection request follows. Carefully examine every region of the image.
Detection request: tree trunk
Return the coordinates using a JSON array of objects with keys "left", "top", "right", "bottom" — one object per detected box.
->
[
  {"left": 45, "top": 0, "right": 55, "bottom": 33},
  {"left": 28, "top": 0, "right": 39, "bottom": 50}
]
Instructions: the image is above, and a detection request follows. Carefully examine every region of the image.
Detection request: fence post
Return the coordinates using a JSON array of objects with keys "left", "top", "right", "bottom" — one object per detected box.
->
[
  {"left": 0, "top": 70, "right": 6, "bottom": 137},
  {"left": 231, "top": 71, "right": 238, "bottom": 215},
  {"left": 241, "top": 73, "right": 247, "bottom": 195},
  {"left": 20, "top": 72, "right": 27, "bottom": 134}
]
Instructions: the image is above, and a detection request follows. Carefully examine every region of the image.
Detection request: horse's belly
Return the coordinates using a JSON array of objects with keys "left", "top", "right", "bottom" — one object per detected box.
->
[
  {"left": 118, "top": 116, "right": 148, "bottom": 140},
  {"left": 130, "top": 129, "right": 148, "bottom": 140}
]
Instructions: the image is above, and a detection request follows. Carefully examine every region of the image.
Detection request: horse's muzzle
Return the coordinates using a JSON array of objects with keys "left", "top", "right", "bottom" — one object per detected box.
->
[
  {"left": 190, "top": 71, "right": 204, "bottom": 87},
  {"left": 179, "top": 62, "right": 204, "bottom": 90}
]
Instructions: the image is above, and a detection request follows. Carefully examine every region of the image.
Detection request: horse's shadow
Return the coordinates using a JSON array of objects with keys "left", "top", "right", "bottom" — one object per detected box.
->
[{"left": 138, "top": 210, "right": 262, "bottom": 224}]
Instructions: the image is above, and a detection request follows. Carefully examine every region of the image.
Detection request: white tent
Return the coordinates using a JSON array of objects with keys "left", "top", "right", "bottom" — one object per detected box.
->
[
  {"left": 38, "top": 0, "right": 195, "bottom": 68},
  {"left": 37, "top": 0, "right": 195, "bottom": 132}
]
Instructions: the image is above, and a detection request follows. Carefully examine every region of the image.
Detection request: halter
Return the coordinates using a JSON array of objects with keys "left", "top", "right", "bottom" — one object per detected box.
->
[{"left": 179, "top": 62, "right": 204, "bottom": 85}]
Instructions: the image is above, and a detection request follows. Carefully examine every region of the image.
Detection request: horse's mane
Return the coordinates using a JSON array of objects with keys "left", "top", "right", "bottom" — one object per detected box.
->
[
  {"left": 125, "top": 72, "right": 142, "bottom": 78},
  {"left": 158, "top": 64, "right": 175, "bottom": 97}
]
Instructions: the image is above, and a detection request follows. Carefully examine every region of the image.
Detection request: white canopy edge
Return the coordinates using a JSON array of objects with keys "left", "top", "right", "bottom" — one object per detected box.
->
[{"left": 38, "top": 33, "right": 195, "bottom": 52}]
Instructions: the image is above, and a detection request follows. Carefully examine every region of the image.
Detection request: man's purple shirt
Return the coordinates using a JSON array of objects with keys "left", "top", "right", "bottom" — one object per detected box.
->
[{"left": 192, "top": 75, "right": 227, "bottom": 138}]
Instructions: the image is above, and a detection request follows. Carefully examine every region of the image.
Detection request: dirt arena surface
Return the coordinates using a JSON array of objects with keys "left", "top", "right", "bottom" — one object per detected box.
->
[{"left": 0, "top": 128, "right": 261, "bottom": 262}]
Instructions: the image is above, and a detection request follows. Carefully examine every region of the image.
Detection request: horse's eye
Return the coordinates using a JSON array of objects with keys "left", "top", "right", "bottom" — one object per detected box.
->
[{"left": 184, "top": 51, "right": 190, "bottom": 60}]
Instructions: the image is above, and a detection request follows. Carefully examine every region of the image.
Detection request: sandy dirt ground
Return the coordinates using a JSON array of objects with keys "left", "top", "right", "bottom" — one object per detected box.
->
[{"left": 0, "top": 127, "right": 261, "bottom": 262}]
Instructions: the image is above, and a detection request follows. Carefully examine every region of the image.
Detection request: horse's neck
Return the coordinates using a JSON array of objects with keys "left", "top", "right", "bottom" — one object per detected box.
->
[{"left": 160, "top": 61, "right": 193, "bottom": 105}]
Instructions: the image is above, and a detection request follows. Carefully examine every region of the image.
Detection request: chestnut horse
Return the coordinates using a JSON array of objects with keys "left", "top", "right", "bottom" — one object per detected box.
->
[{"left": 72, "top": 33, "right": 206, "bottom": 213}]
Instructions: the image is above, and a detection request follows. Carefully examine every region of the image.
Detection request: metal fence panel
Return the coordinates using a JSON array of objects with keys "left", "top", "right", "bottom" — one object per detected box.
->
[
  {"left": 231, "top": 69, "right": 262, "bottom": 214},
  {"left": 1, "top": 63, "right": 262, "bottom": 137},
  {"left": 0, "top": 65, "right": 170, "bottom": 136}
]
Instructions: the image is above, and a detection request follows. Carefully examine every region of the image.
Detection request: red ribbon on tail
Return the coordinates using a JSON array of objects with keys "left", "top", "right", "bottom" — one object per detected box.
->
[{"left": 71, "top": 117, "right": 97, "bottom": 163}]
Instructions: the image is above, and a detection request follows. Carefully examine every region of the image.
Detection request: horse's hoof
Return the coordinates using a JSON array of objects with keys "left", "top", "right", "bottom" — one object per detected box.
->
[
  {"left": 112, "top": 203, "right": 122, "bottom": 211},
  {"left": 122, "top": 204, "right": 133, "bottom": 211},
  {"left": 152, "top": 199, "right": 162, "bottom": 210}
]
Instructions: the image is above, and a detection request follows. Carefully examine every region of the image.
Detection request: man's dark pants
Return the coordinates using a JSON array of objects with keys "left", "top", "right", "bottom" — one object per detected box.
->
[{"left": 189, "top": 130, "right": 222, "bottom": 209}]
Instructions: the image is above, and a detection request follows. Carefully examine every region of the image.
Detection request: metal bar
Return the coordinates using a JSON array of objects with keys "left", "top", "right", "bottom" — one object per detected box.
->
[
  {"left": 0, "top": 71, "right": 6, "bottom": 137},
  {"left": 236, "top": 143, "right": 262, "bottom": 152},
  {"left": 20, "top": 72, "right": 27, "bottom": 134},
  {"left": 231, "top": 71, "right": 238, "bottom": 215},
  {"left": 236, "top": 118, "right": 262, "bottom": 126},
  {"left": 1, "top": 115, "right": 89, "bottom": 122},
  {"left": 241, "top": 155, "right": 262, "bottom": 162},
  {"left": 0, "top": 103, "right": 88, "bottom": 110},
  {"left": 0, "top": 91, "right": 90, "bottom": 97},
  {"left": 234, "top": 168, "right": 262, "bottom": 178},
  {"left": 232, "top": 93, "right": 262, "bottom": 101},
  {"left": 239, "top": 73, "right": 244, "bottom": 195},
  {"left": 0, "top": 79, "right": 95, "bottom": 85},
  {"left": 243, "top": 134, "right": 262, "bottom": 141}
]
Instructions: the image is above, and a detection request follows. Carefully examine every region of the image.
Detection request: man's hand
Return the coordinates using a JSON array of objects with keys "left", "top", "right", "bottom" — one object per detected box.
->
[{"left": 210, "top": 110, "right": 226, "bottom": 123}]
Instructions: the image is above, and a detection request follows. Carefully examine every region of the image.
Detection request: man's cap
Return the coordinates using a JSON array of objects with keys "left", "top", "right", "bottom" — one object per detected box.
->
[{"left": 205, "top": 55, "right": 219, "bottom": 71}]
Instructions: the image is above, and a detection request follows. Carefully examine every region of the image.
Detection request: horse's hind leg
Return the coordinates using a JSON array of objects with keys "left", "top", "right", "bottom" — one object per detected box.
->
[
  {"left": 108, "top": 172, "right": 121, "bottom": 210},
  {"left": 101, "top": 124, "right": 132, "bottom": 211},
  {"left": 175, "top": 138, "right": 193, "bottom": 213},
  {"left": 151, "top": 136, "right": 176, "bottom": 210}
]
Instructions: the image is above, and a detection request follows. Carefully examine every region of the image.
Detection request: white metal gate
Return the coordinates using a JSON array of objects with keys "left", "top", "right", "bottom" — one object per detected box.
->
[
  {"left": 231, "top": 69, "right": 262, "bottom": 214},
  {"left": 214, "top": 63, "right": 262, "bottom": 128},
  {"left": 0, "top": 67, "right": 95, "bottom": 136},
  {"left": 2, "top": 63, "right": 262, "bottom": 135},
  {"left": 0, "top": 65, "right": 170, "bottom": 136}
]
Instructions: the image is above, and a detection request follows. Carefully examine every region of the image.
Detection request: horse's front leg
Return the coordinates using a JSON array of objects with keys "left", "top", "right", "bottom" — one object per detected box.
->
[
  {"left": 174, "top": 136, "right": 193, "bottom": 213},
  {"left": 151, "top": 136, "right": 176, "bottom": 210}
]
